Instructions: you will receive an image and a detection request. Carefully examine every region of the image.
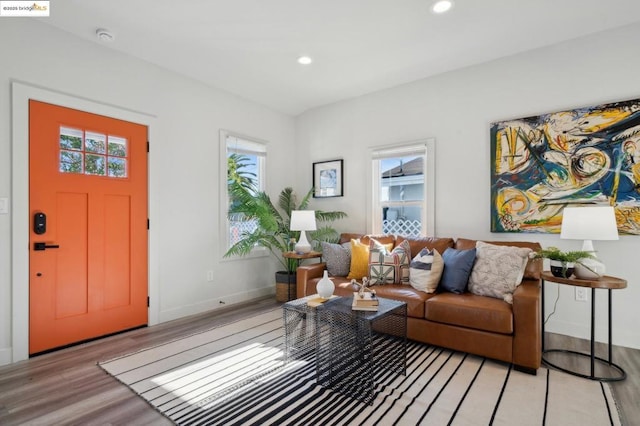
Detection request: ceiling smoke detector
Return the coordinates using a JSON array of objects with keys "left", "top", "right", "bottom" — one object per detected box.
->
[{"left": 96, "top": 28, "right": 115, "bottom": 42}]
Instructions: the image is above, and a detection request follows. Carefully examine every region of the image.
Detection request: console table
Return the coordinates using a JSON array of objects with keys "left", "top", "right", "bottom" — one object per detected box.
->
[{"left": 541, "top": 271, "right": 627, "bottom": 381}]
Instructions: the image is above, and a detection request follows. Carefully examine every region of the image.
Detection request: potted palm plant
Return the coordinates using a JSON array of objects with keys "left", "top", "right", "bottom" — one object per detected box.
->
[
  {"left": 224, "top": 155, "right": 347, "bottom": 301},
  {"left": 531, "top": 247, "right": 595, "bottom": 278}
]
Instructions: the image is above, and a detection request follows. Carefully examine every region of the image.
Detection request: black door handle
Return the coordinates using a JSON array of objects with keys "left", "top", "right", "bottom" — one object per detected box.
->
[{"left": 34, "top": 242, "right": 60, "bottom": 251}]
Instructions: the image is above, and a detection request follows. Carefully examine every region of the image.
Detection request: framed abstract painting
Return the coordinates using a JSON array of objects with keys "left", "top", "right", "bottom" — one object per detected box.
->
[{"left": 490, "top": 98, "right": 640, "bottom": 235}]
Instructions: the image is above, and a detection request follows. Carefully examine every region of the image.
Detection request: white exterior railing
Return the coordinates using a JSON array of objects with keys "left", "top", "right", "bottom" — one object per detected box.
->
[
  {"left": 383, "top": 219, "right": 422, "bottom": 237},
  {"left": 229, "top": 218, "right": 259, "bottom": 246}
]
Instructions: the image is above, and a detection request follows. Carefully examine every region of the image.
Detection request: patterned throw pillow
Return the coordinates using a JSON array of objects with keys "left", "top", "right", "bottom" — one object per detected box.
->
[
  {"left": 409, "top": 248, "right": 444, "bottom": 293},
  {"left": 368, "top": 239, "right": 411, "bottom": 285},
  {"left": 321, "top": 241, "right": 351, "bottom": 277},
  {"left": 347, "top": 239, "right": 392, "bottom": 280},
  {"left": 468, "top": 241, "right": 532, "bottom": 304}
]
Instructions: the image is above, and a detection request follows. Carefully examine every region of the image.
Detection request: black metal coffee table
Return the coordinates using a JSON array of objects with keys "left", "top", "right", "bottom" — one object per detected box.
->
[
  {"left": 315, "top": 296, "right": 407, "bottom": 405},
  {"left": 283, "top": 296, "right": 323, "bottom": 364}
]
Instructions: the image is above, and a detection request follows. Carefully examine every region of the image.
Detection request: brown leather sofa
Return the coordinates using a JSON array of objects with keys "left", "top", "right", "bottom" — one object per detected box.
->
[{"left": 296, "top": 233, "right": 542, "bottom": 374}]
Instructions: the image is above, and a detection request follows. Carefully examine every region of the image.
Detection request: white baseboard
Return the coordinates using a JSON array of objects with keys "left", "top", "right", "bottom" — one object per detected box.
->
[{"left": 158, "top": 286, "right": 275, "bottom": 324}]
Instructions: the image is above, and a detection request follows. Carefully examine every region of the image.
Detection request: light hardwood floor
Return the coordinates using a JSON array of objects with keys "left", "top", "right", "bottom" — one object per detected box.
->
[{"left": 0, "top": 297, "right": 637, "bottom": 425}]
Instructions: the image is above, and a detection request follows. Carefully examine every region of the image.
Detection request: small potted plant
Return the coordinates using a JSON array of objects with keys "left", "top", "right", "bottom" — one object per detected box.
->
[{"left": 531, "top": 247, "right": 595, "bottom": 278}]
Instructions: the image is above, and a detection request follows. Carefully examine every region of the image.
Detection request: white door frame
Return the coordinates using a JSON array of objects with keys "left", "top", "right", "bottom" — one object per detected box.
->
[{"left": 11, "top": 81, "right": 159, "bottom": 362}]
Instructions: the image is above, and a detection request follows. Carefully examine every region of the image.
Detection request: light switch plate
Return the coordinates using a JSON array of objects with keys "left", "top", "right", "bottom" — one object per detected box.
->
[{"left": 0, "top": 197, "right": 8, "bottom": 214}]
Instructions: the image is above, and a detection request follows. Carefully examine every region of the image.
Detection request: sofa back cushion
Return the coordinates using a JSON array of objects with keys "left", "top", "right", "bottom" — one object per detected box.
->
[
  {"left": 395, "top": 235, "right": 454, "bottom": 258},
  {"left": 339, "top": 233, "right": 395, "bottom": 246},
  {"left": 339, "top": 233, "right": 364, "bottom": 244},
  {"left": 455, "top": 238, "right": 542, "bottom": 280}
]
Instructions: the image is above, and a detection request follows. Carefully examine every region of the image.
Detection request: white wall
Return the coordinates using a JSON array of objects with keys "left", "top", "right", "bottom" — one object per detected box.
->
[
  {"left": 296, "top": 23, "right": 640, "bottom": 350},
  {"left": 0, "top": 19, "right": 295, "bottom": 365}
]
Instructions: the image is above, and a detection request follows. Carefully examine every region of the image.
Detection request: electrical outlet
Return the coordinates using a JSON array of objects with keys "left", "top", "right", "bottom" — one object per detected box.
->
[
  {"left": 575, "top": 287, "right": 588, "bottom": 302},
  {"left": 206, "top": 270, "right": 214, "bottom": 282}
]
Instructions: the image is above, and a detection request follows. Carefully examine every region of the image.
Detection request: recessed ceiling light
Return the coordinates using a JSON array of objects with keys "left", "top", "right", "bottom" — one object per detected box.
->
[
  {"left": 96, "top": 28, "right": 115, "bottom": 42},
  {"left": 431, "top": 0, "right": 453, "bottom": 14},
  {"left": 297, "top": 56, "right": 313, "bottom": 65}
]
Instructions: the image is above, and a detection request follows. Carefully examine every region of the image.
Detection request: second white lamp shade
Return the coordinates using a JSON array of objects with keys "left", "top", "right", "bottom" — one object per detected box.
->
[
  {"left": 290, "top": 210, "right": 317, "bottom": 253},
  {"left": 560, "top": 206, "right": 619, "bottom": 279}
]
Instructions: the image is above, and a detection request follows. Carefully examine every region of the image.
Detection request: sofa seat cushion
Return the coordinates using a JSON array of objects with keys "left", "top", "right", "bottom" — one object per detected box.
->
[
  {"left": 424, "top": 293, "right": 513, "bottom": 334},
  {"left": 372, "top": 285, "right": 431, "bottom": 318}
]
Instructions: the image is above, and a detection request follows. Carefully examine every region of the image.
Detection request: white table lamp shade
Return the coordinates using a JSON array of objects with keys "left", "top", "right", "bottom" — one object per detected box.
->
[
  {"left": 560, "top": 206, "right": 619, "bottom": 279},
  {"left": 290, "top": 210, "right": 316, "bottom": 253},
  {"left": 560, "top": 206, "right": 619, "bottom": 250}
]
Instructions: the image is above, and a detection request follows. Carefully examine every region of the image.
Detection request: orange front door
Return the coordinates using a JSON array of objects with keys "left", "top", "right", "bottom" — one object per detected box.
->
[{"left": 29, "top": 100, "right": 148, "bottom": 354}]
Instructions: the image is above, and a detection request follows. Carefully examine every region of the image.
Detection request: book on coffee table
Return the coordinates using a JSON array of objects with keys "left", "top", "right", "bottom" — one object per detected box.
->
[
  {"left": 352, "top": 291, "right": 379, "bottom": 311},
  {"left": 306, "top": 294, "right": 339, "bottom": 307}
]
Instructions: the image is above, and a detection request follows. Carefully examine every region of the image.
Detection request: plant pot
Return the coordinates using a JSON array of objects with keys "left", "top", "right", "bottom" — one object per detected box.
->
[
  {"left": 275, "top": 271, "right": 296, "bottom": 302},
  {"left": 550, "top": 260, "right": 575, "bottom": 278},
  {"left": 574, "top": 258, "right": 605, "bottom": 279}
]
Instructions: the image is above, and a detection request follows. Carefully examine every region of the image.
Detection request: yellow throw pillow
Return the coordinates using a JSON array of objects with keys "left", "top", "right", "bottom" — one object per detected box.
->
[{"left": 347, "top": 238, "right": 393, "bottom": 280}]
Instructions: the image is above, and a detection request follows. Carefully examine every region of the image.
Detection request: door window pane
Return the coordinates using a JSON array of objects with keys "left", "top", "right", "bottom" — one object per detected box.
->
[
  {"left": 108, "top": 157, "right": 127, "bottom": 177},
  {"left": 60, "top": 150, "right": 83, "bottom": 174},
  {"left": 60, "top": 127, "right": 83, "bottom": 151},
  {"left": 108, "top": 136, "right": 127, "bottom": 157},
  {"left": 85, "top": 132, "right": 106, "bottom": 154},
  {"left": 85, "top": 154, "right": 106, "bottom": 175}
]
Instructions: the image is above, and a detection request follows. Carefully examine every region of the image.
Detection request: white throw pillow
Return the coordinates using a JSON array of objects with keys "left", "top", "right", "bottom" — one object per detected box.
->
[
  {"left": 409, "top": 248, "right": 444, "bottom": 293},
  {"left": 467, "top": 241, "right": 532, "bottom": 304}
]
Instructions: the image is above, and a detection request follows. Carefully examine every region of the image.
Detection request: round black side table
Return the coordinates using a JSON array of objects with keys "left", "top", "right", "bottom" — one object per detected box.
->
[{"left": 541, "top": 271, "right": 627, "bottom": 382}]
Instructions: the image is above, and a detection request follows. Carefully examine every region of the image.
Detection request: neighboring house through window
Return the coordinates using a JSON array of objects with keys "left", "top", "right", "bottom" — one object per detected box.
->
[
  {"left": 371, "top": 139, "right": 435, "bottom": 237},
  {"left": 220, "top": 130, "right": 267, "bottom": 254}
]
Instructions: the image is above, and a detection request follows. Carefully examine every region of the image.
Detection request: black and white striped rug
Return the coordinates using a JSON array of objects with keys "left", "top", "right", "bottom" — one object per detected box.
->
[{"left": 99, "top": 309, "right": 620, "bottom": 425}]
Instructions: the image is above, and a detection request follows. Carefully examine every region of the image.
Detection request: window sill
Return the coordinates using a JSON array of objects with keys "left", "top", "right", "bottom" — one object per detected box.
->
[{"left": 220, "top": 246, "right": 269, "bottom": 262}]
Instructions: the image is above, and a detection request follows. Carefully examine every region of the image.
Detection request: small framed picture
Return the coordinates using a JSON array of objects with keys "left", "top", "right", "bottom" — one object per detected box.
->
[{"left": 313, "top": 159, "right": 343, "bottom": 198}]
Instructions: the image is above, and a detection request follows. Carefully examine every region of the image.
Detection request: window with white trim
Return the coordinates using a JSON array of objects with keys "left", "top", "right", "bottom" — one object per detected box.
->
[
  {"left": 371, "top": 140, "right": 435, "bottom": 236},
  {"left": 220, "top": 130, "right": 267, "bottom": 252}
]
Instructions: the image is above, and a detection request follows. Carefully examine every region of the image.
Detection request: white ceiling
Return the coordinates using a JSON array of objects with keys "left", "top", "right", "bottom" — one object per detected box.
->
[{"left": 41, "top": 0, "right": 640, "bottom": 116}]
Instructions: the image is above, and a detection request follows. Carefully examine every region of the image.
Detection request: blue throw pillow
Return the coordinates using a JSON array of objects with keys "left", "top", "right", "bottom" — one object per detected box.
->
[{"left": 439, "top": 248, "right": 477, "bottom": 294}]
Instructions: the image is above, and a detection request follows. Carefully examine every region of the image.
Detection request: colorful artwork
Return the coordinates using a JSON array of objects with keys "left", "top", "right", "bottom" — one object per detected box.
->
[{"left": 490, "top": 98, "right": 640, "bottom": 235}]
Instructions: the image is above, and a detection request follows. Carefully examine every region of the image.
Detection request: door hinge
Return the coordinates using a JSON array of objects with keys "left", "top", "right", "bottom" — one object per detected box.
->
[
  {"left": 147, "top": 141, "right": 150, "bottom": 153},
  {"left": 147, "top": 219, "right": 150, "bottom": 230},
  {"left": 147, "top": 296, "right": 150, "bottom": 307}
]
